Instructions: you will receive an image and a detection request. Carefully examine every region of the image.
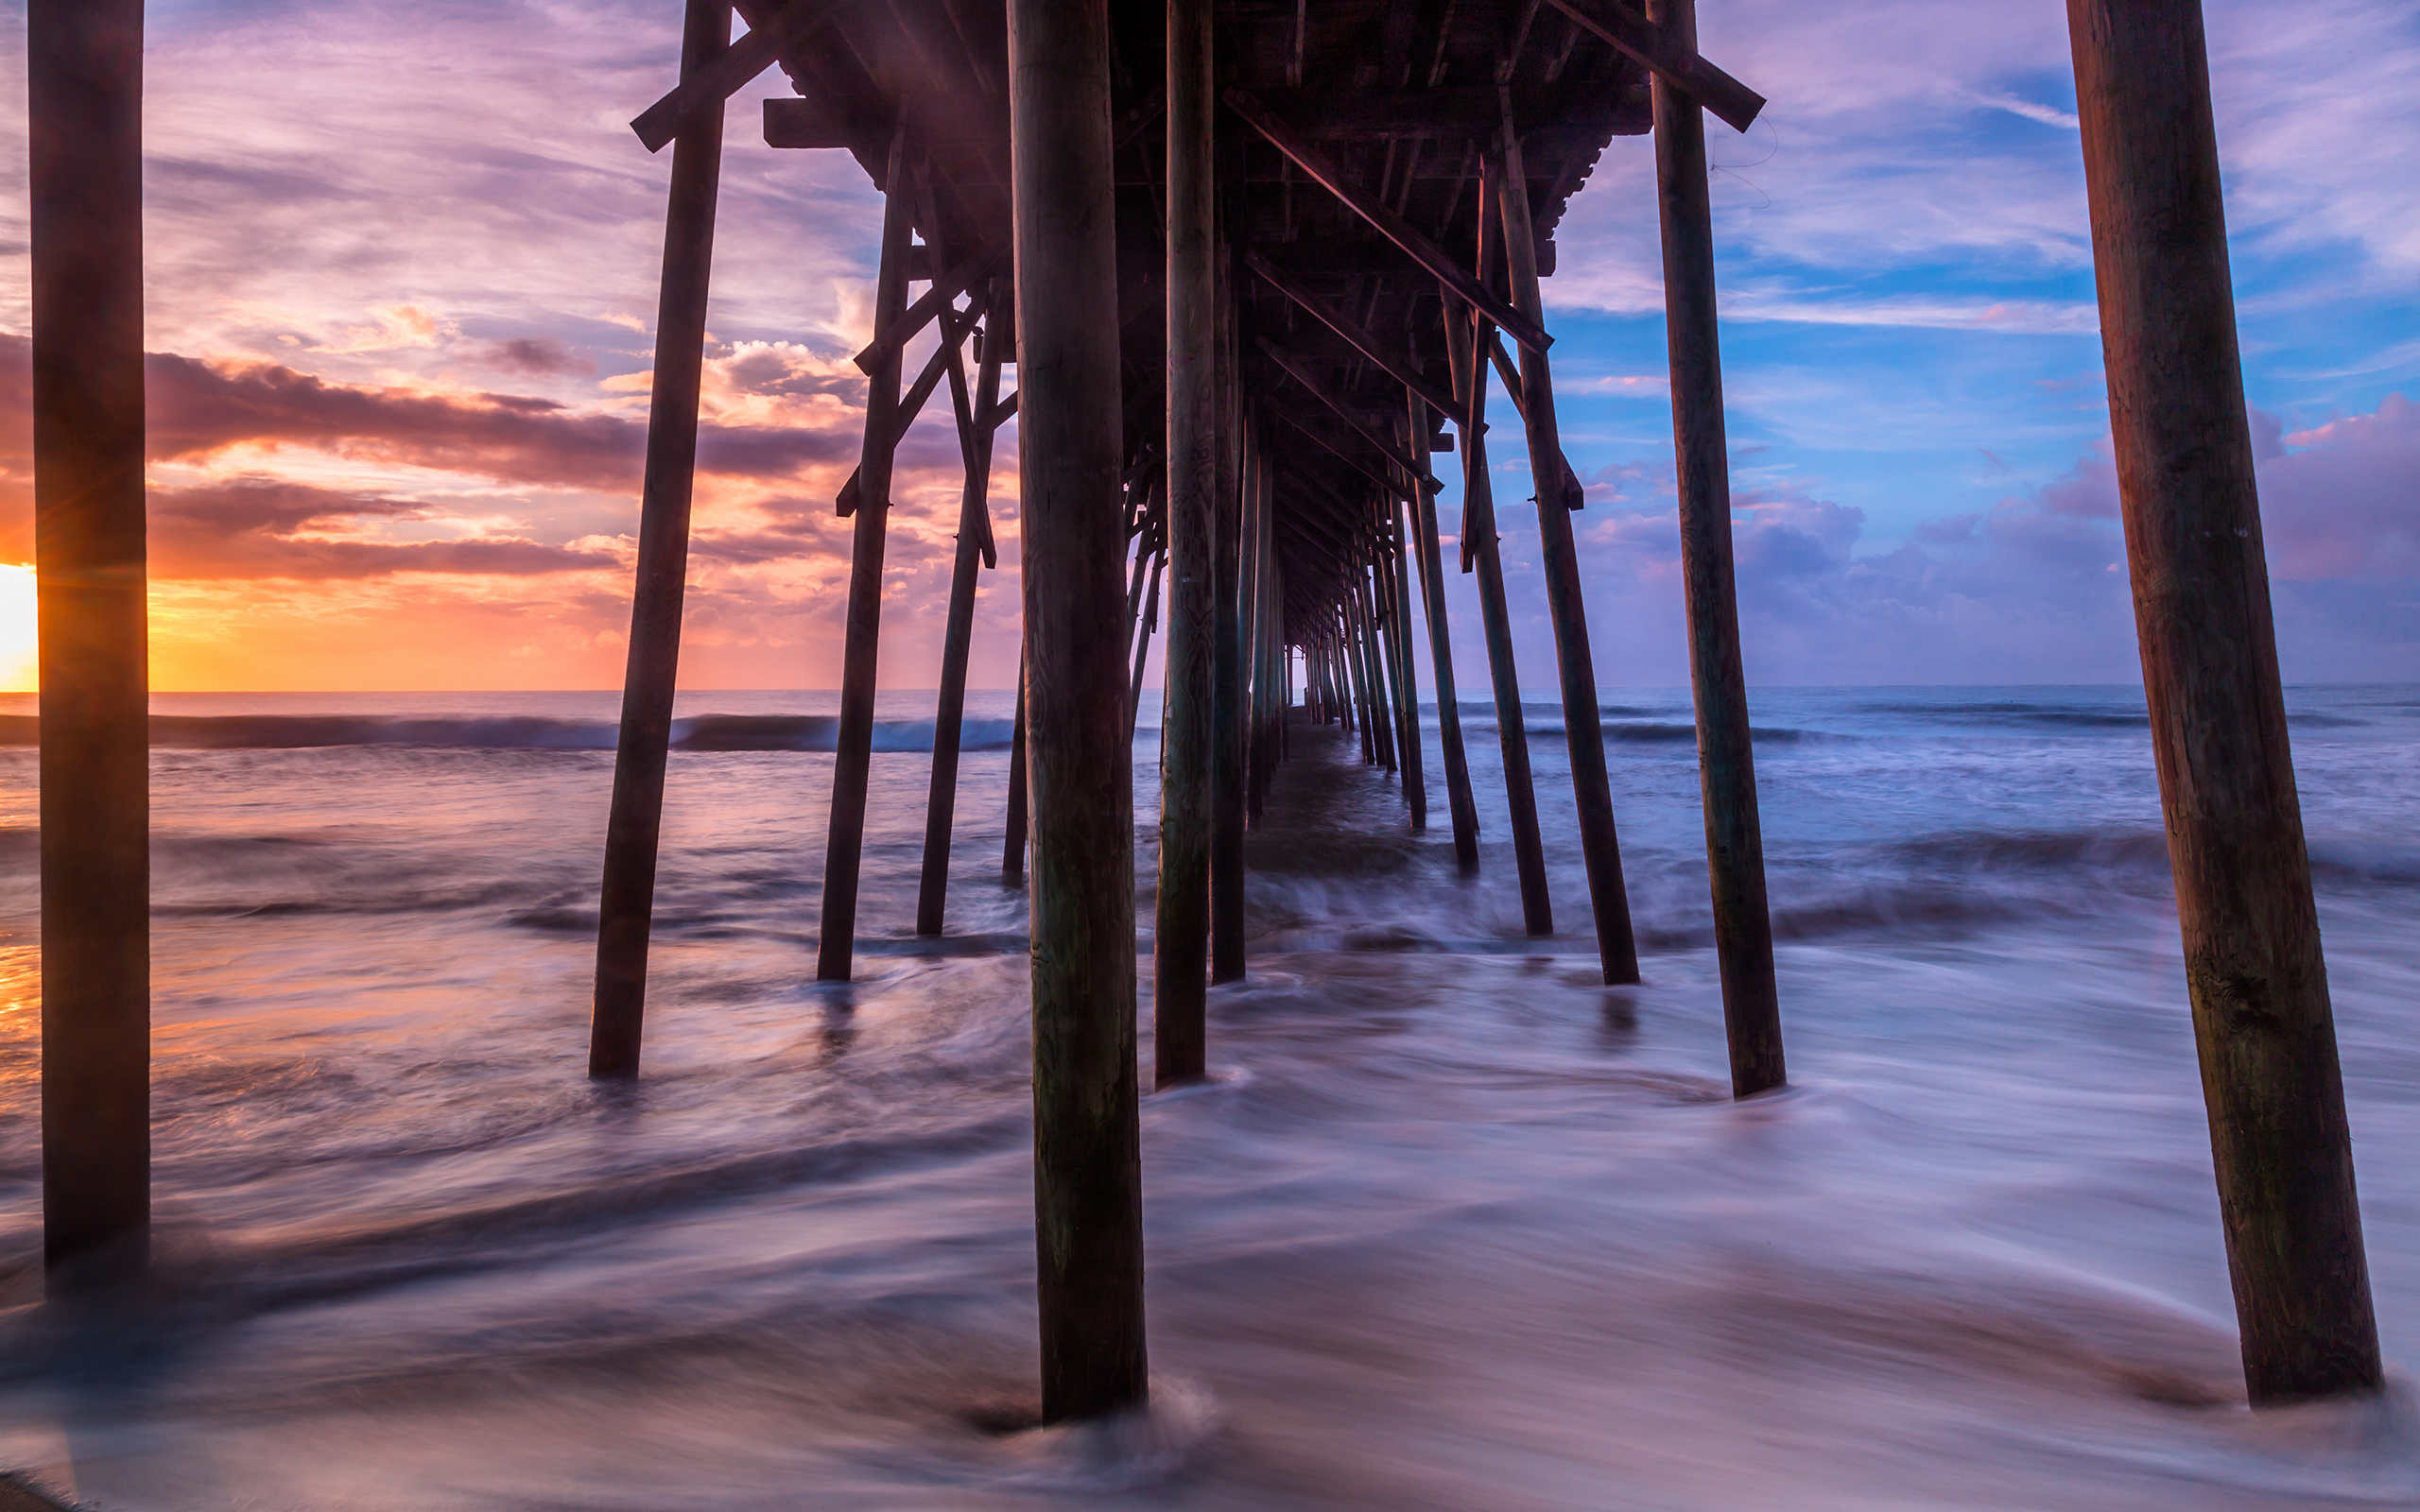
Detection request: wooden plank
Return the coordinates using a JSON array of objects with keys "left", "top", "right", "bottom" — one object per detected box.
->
[
  {"left": 1226, "top": 88, "right": 1552, "bottom": 354},
  {"left": 631, "top": 0, "right": 843, "bottom": 152},
  {"left": 2069, "top": 0, "right": 2379, "bottom": 1404},
  {"left": 591, "top": 0, "right": 731, "bottom": 1082},
  {"left": 1544, "top": 0, "right": 1764, "bottom": 132}
]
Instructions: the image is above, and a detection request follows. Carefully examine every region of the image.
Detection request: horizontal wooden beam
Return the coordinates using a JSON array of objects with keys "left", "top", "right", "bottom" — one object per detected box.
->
[
  {"left": 764, "top": 94, "right": 864, "bottom": 152},
  {"left": 1257, "top": 336, "right": 1442, "bottom": 493},
  {"left": 1243, "top": 249, "right": 1466, "bottom": 426},
  {"left": 1543, "top": 0, "right": 1765, "bottom": 133},
  {"left": 1225, "top": 88, "right": 1551, "bottom": 355},
  {"left": 631, "top": 0, "right": 846, "bottom": 153},
  {"left": 1247, "top": 86, "right": 1622, "bottom": 140}
]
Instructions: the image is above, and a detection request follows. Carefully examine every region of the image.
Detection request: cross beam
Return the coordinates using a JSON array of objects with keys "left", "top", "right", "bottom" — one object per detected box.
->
[
  {"left": 1226, "top": 89, "right": 1551, "bottom": 355},
  {"left": 1544, "top": 0, "right": 1765, "bottom": 133},
  {"left": 1257, "top": 336, "right": 1442, "bottom": 493},
  {"left": 1244, "top": 250, "right": 1465, "bottom": 425},
  {"left": 631, "top": 0, "right": 846, "bottom": 152}
]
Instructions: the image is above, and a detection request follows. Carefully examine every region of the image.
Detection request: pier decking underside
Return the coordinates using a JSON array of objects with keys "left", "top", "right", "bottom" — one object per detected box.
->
[{"left": 759, "top": 0, "right": 1650, "bottom": 646}]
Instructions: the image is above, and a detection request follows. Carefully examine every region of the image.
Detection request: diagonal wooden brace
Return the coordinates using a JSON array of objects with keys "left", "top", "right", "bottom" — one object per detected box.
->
[
  {"left": 631, "top": 0, "right": 846, "bottom": 153},
  {"left": 1256, "top": 336, "right": 1443, "bottom": 493},
  {"left": 855, "top": 243, "right": 1007, "bottom": 374},
  {"left": 1543, "top": 0, "right": 1764, "bottom": 133},
  {"left": 1227, "top": 88, "right": 1551, "bottom": 355},
  {"left": 1272, "top": 407, "right": 1420, "bottom": 504},
  {"left": 836, "top": 281, "right": 993, "bottom": 516},
  {"left": 1484, "top": 330, "right": 1585, "bottom": 507},
  {"left": 1244, "top": 250, "right": 1465, "bottom": 426}
]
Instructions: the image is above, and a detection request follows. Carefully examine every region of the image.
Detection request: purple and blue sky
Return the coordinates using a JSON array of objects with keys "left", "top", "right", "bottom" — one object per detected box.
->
[{"left": 0, "top": 0, "right": 2412, "bottom": 690}]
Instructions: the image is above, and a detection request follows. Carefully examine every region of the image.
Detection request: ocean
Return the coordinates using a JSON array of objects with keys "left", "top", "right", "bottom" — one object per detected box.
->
[{"left": 1, "top": 683, "right": 2417, "bottom": 1510}]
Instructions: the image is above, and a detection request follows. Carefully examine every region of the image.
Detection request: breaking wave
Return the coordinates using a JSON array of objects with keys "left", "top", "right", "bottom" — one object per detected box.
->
[{"left": 0, "top": 713, "right": 1017, "bottom": 754}]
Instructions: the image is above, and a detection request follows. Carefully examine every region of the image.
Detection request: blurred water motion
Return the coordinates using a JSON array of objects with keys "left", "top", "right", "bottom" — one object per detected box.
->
[{"left": 2, "top": 684, "right": 2418, "bottom": 1510}]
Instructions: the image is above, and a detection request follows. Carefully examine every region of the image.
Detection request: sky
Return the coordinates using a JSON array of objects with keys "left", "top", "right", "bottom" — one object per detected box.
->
[{"left": 0, "top": 0, "right": 2412, "bottom": 692}]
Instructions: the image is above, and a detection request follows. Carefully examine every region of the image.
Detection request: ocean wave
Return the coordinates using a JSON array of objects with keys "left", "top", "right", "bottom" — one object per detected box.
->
[
  {"left": 1458, "top": 718, "right": 1814, "bottom": 744},
  {"left": 1853, "top": 700, "right": 2151, "bottom": 730},
  {"left": 0, "top": 713, "right": 1018, "bottom": 754}
]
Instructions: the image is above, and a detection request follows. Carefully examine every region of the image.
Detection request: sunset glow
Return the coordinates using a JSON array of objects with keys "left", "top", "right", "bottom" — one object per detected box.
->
[
  {"left": 0, "top": 564, "right": 31, "bottom": 692},
  {"left": 0, "top": 0, "right": 2408, "bottom": 689}
]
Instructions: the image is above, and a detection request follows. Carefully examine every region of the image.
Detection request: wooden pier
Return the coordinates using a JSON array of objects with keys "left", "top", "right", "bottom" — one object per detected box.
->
[{"left": 22, "top": 0, "right": 2384, "bottom": 1428}]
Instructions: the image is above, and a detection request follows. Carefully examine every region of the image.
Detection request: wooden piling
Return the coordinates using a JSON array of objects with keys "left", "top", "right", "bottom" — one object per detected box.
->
[
  {"left": 1447, "top": 290, "right": 1553, "bottom": 936},
  {"left": 1210, "top": 381, "right": 1247, "bottom": 982},
  {"left": 915, "top": 288, "right": 1007, "bottom": 938},
  {"left": 1356, "top": 568, "right": 1397, "bottom": 772},
  {"left": 1241, "top": 447, "right": 1270, "bottom": 822},
  {"left": 1651, "top": 0, "right": 1784, "bottom": 1093},
  {"left": 32, "top": 0, "right": 150, "bottom": 1280},
  {"left": 1344, "top": 599, "right": 1376, "bottom": 765},
  {"left": 1008, "top": 0, "right": 1149, "bottom": 1422},
  {"left": 2067, "top": 0, "right": 2380, "bottom": 1403},
  {"left": 1155, "top": 0, "right": 1215, "bottom": 1088},
  {"left": 1408, "top": 398, "right": 1483, "bottom": 871},
  {"left": 1129, "top": 543, "right": 1165, "bottom": 739},
  {"left": 1003, "top": 663, "right": 1028, "bottom": 882},
  {"left": 817, "top": 125, "right": 917, "bottom": 983},
  {"left": 589, "top": 0, "right": 731, "bottom": 1079},
  {"left": 1384, "top": 501, "right": 1427, "bottom": 827},
  {"left": 1492, "top": 127, "right": 1641, "bottom": 985}
]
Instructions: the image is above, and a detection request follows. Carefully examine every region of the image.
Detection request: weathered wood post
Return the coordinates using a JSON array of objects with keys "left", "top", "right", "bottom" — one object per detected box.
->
[
  {"left": 1240, "top": 449, "right": 1269, "bottom": 822},
  {"left": 916, "top": 290, "right": 1007, "bottom": 937},
  {"left": 33, "top": 0, "right": 149, "bottom": 1282},
  {"left": 1492, "top": 124, "right": 1640, "bottom": 986},
  {"left": 1210, "top": 390, "right": 1248, "bottom": 981},
  {"left": 2067, "top": 0, "right": 2380, "bottom": 1404},
  {"left": 590, "top": 0, "right": 731, "bottom": 1079},
  {"left": 1008, "top": 0, "right": 1149, "bottom": 1421},
  {"left": 1379, "top": 505, "right": 1426, "bottom": 821},
  {"left": 1409, "top": 398, "right": 1483, "bottom": 870},
  {"left": 1446, "top": 288, "right": 1553, "bottom": 936},
  {"left": 1003, "top": 663, "right": 1028, "bottom": 881},
  {"left": 1154, "top": 0, "right": 1215, "bottom": 1088},
  {"left": 1129, "top": 542, "right": 1165, "bottom": 737},
  {"left": 817, "top": 125, "right": 917, "bottom": 983},
  {"left": 1651, "top": 0, "right": 1784, "bottom": 1094},
  {"left": 1356, "top": 568, "right": 1397, "bottom": 772},
  {"left": 1344, "top": 598, "right": 1376, "bottom": 764}
]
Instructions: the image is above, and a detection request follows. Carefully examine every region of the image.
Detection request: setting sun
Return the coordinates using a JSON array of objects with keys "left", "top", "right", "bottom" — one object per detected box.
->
[{"left": 0, "top": 564, "right": 33, "bottom": 691}]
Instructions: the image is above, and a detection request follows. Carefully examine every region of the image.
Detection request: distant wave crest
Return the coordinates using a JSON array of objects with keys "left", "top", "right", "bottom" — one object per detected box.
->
[{"left": 0, "top": 713, "right": 1018, "bottom": 754}]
